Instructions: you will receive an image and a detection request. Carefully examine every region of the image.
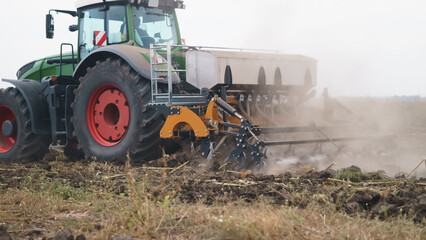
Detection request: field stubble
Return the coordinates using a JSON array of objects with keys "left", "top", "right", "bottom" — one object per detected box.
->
[
  {"left": 0, "top": 98, "right": 425, "bottom": 239},
  {"left": 0, "top": 152, "right": 425, "bottom": 239}
]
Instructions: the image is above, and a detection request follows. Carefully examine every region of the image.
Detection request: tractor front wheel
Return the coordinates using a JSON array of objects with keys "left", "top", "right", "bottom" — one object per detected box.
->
[
  {"left": 72, "top": 58, "right": 163, "bottom": 162},
  {"left": 0, "top": 88, "right": 51, "bottom": 162}
]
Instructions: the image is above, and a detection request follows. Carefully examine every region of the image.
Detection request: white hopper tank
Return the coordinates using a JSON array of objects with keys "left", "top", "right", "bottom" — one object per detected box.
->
[{"left": 185, "top": 49, "right": 317, "bottom": 91}]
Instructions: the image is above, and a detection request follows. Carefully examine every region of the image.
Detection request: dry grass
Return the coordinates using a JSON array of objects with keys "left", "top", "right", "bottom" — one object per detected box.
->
[
  {"left": 0, "top": 161, "right": 424, "bottom": 239},
  {"left": 1, "top": 191, "right": 424, "bottom": 239}
]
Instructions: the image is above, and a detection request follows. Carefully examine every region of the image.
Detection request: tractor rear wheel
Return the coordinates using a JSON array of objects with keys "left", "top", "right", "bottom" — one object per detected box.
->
[
  {"left": 72, "top": 58, "right": 163, "bottom": 162},
  {"left": 0, "top": 88, "right": 51, "bottom": 162}
]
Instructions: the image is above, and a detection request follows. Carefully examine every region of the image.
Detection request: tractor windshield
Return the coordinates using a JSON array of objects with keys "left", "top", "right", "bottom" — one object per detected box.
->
[{"left": 132, "top": 6, "right": 178, "bottom": 48}]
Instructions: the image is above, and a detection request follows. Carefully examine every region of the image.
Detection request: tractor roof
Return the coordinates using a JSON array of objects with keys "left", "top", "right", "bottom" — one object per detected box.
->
[
  {"left": 75, "top": 0, "right": 184, "bottom": 9},
  {"left": 75, "top": 0, "right": 119, "bottom": 9}
]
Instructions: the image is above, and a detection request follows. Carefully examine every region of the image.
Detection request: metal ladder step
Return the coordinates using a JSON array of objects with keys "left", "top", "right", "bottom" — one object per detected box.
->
[
  {"left": 153, "top": 94, "right": 207, "bottom": 105},
  {"left": 154, "top": 93, "right": 204, "bottom": 97},
  {"left": 154, "top": 69, "right": 186, "bottom": 73}
]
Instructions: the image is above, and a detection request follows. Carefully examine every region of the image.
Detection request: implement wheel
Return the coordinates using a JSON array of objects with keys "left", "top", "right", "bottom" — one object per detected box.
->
[
  {"left": 0, "top": 88, "right": 51, "bottom": 162},
  {"left": 72, "top": 58, "right": 163, "bottom": 162}
]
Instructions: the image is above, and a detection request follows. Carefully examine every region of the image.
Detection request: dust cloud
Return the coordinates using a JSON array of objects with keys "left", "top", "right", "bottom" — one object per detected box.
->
[
  {"left": 180, "top": 0, "right": 426, "bottom": 177},
  {"left": 257, "top": 95, "right": 426, "bottom": 178}
]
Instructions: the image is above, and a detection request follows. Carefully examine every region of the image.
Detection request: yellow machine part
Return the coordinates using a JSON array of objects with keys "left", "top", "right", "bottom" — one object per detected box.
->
[
  {"left": 204, "top": 98, "right": 219, "bottom": 125},
  {"left": 160, "top": 106, "right": 210, "bottom": 138},
  {"left": 160, "top": 97, "right": 242, "bottom": 139}
]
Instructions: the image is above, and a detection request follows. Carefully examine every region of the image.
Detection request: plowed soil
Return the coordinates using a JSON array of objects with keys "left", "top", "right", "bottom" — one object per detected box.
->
[
  {"left": 0, "top": 149, "right": 425, "bottom": 239},
  {"left": 1, "top": 98, "right": 426, "bottom": 239}
]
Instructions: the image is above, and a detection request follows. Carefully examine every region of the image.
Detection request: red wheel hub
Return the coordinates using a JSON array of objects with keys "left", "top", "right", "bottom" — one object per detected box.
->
[
  {"left": 87, "top": 84, "right": 130, "bottom": 146},
  {"left": 0, "top": 105, "right": 17, "bottom": 153}
]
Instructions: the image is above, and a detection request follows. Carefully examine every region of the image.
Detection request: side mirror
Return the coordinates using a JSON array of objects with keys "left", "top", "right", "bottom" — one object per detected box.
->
[
  {"left": 46, "top": 14, "right": 54, "bottom": 39},
  {"left": 69, "top": 24, "right": 78, "bottom": 32}
]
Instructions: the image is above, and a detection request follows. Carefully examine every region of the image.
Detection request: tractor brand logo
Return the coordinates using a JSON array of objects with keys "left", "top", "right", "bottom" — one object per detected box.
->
[{"left": 94, "top": 31, "right": 107, "bottom": 46}]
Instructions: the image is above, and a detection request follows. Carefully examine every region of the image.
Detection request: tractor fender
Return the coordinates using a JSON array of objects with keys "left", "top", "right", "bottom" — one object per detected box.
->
[
  {"left": 2, "top": 79, "right": 50, "bottom": 135},
  {"left": 73, "top": 45, "right": 180, "bottom": 83}
]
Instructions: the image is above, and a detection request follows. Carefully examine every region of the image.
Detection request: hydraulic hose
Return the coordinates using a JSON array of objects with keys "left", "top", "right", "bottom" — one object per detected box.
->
[
  {"left": 237, "top": 100, "right": 256, "bottom": 125},
  {"left": 255, "top": 101, "right": 278, "bottom": 126}
]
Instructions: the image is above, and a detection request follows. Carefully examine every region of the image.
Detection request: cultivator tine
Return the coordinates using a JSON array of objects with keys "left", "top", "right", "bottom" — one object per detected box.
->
[
  {"left": 191, "top": 142, "right": 195, "bottom": 153},
  {"left": 207, "top": 141, "right": 214, "bottom": 161}
]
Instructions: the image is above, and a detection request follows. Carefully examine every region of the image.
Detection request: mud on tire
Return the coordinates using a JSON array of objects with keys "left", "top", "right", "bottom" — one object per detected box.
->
[
  {"left": 0, "top": 87, "right": 51, "bottom": 162},
  {"left": 72, "top": 58, "right": 163, "bottom": 162}
]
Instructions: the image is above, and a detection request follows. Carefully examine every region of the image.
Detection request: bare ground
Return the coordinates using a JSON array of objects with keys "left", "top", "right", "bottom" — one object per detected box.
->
[
  {"left": 1, "top": 98, "right": 426, "bottom": 239},
  {"left": 0, "top": 150, "right": 424, "bottom": 239}
]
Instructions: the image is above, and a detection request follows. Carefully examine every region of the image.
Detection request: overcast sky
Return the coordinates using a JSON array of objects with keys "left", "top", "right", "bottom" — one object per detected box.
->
[{"left": 1, "top": 0, "right": 425, "bottom": 97}]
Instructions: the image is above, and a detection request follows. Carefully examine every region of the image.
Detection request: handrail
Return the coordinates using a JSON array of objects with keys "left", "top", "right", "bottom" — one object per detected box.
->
[
  {"left": 150, "top": 42, "right": 181, "bottom": 106},
  {"left": 152, "top": 44, "right": 280, "bottom": 53}
]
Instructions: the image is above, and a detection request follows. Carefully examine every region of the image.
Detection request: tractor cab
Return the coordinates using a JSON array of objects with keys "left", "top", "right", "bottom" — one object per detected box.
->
[
  {"left": 46, "top": 0, "right": 183, "bottom": 61},
  {"left": 76, "top": 1, "right": 181, "bottom": 59}
]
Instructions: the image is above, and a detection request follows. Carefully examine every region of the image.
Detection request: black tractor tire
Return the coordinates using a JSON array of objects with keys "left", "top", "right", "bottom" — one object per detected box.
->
[
  {"left": 0, "top": 87, "right": 51, "bottom": 162},
  {"left": 72, "top": 58, "right": 163, "bottom": 162}
]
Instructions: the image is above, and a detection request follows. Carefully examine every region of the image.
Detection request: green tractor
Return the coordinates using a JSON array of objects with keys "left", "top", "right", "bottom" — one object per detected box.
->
[
  {"left": 0, "top": 0, "right": 186, "bottom": 162},
  {"left": 1, "top": 0, "right": 320, "bottom": 165}
]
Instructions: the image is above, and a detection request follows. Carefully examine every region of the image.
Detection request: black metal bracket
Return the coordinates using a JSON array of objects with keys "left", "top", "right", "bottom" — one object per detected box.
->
[
  {"left": 200, "top": 137, "right": 211, "bottom": 158},
  {"left": 227, "top": 121, "right": 265, "bottom": 164},
  {"left": 154, "top": 105, "right": 181, "bottom": 117},
  {"left": 40, "top": 76, "right": 78, "bottom": 146},
  {"left": 49, "top": 9, "right": 78, "bottom": 17}
]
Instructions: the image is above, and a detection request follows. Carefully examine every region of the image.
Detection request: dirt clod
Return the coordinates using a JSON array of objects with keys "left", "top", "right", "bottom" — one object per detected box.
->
[
  {"left": 211, "top": 160, "right": 220, "bottom": 172},
  {"left": 343, "top": 165, "right": 362, "bottom": 173},
  {"left": 75, "top": 234, "right": 87, "bottom": 240},
  {"left": 47, "top": 230, "right": 74, "bottom": 240},
  {"left": 0, "top": 225, "right": 13, "bottom": 240},
  {"left": 371, "top": 201, "right": 398, "bottom": 219},
  {"left": 344, "top": 202, "right": 360, "bottom": 214},
  {"left": 348, "top": 189, "right": 381, "bottom": 210},
  {"left": 43, "top": 153, "right": 58, "bottom": 162}
]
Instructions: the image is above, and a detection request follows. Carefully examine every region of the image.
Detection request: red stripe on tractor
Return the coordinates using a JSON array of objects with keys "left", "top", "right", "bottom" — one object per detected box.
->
[
  {"left": 94, "top": 31, "right": 107, "bottom": 46},
  {"left": 98, "top": 32, "right": 106, "bottom": 46}
]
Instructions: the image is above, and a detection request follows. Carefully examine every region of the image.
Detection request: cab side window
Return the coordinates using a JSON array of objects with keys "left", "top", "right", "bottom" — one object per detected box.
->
[
  {"left": 79, "top": 8, "right": 105, "bottom": 59},
  {"left": 79, "top": 5, "right": 128, "bottom": 59},
  {"left": 107, "top": 6, "right": 128, "bottom": 44}
]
